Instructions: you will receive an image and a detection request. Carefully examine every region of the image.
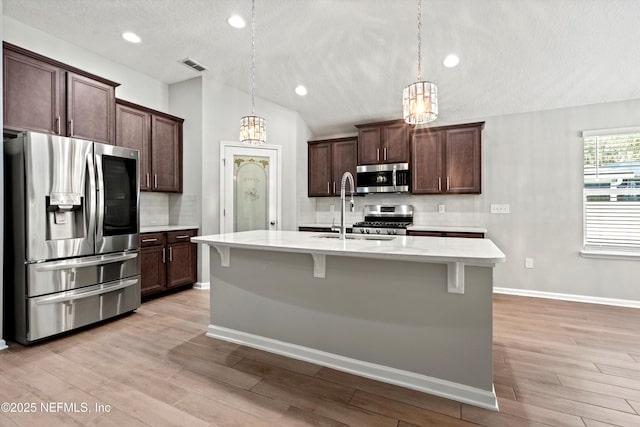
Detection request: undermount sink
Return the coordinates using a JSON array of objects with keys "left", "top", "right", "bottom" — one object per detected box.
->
[{"left": 314, "top": 233, "right": 396, "bottom": 241}]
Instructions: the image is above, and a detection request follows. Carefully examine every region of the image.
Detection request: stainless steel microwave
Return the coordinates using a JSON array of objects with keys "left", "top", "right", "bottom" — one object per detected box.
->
[{"left": 356, "top": 162, "right": 411, "bottom": 194}]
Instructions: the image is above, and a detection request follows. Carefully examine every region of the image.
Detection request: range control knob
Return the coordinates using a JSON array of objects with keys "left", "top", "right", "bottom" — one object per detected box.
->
[
  {"left": 365, "top": 229, "right": 370, "bottom": 234},
  {"left": 375, "top": 229, "right": 381, "bottom": 234},
  {"left": 359, "top": 228, "right": 365, "bottom": 234}
]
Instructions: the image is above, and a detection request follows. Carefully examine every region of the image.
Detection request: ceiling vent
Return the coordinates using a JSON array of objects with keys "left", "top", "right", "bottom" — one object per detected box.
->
[{"left": 179, "top": 58, "right": 208, "bottom": 73}]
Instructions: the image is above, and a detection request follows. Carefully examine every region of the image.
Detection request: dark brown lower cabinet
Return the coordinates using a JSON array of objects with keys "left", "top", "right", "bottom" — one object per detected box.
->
[
  {"left": 407, "top": 230, "right": 485, "bottom": 238},
  {"left": 140, "top": 229, "right": 197, "bottom": 298}
]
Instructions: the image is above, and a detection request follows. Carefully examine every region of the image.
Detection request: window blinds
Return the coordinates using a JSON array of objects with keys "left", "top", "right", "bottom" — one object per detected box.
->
[{"left": 583, "top": 132, "right": 640, "bottom": 249}]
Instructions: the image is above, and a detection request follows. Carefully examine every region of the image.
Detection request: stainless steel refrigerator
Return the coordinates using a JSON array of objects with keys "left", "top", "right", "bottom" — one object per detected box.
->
[{"left": 3, "top": 131, "right": 141, "bottom": 344}]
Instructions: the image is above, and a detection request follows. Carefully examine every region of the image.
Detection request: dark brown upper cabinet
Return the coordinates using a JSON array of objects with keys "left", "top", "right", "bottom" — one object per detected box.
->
[
  {"left": 66, "top": 72, "right": 115, "bottom": 144},
  {"left": 116, "top": 102, "right": 152, "bottom": 191},
  {"left": 3, "top": 42, "right": 118, "bottom": 144},
  {"left": 411, "top": 122, "right": 484, "bottom": 195},
  {"left": 308, "top": 137, "right": 357, "bottom": 197},
  {"left": 116, "top": 99, "right": 184, "bottom": 193},
  {"left": 355, "top": 119, "right": 411, "bottom": 165}
]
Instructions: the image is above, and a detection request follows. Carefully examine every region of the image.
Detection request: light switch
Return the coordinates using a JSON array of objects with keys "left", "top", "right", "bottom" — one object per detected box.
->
[{"left": 438, "top": 204, "right": 445, "bottom": 213}]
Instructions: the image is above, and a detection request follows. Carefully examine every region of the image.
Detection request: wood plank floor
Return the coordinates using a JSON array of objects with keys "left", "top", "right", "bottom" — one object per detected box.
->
[{"left": 1, "top": 290, "right": 640, "bottom": 426}]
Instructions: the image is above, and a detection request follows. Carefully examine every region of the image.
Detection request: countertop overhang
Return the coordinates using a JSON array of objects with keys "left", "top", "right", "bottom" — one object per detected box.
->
[{"left": 193, "top": 230, "right": 505, "bottom": 294}]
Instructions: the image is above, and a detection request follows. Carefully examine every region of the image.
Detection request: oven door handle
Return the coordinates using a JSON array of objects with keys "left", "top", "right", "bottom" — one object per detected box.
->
[
  {"left": 34, "top": 252, "right": 138, "bottom": 272},
  {"left": 34, "top": 278, "right": 138, "bottom": 305},
  {"left": 392, "top": 164, "right": 397, "bottom": 190}
]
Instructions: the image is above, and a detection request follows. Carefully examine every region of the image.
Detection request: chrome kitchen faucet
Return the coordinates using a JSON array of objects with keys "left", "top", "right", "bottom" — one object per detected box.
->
[{"left": 338, "top": 171, "right": 355, "bottom": 240}]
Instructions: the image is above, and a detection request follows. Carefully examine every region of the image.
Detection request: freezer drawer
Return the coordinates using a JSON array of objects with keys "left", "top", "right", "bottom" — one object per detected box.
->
[
  {"left": 27, "top": 251, "right": 140, "bottom": 297},
  {"left": 25, "top": 276, "right": 141, "bottom": 343}
]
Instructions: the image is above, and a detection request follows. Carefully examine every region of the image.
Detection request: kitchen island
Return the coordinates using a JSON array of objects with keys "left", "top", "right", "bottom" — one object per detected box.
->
[{"left": 192, "top": 230, "right": 505, "bottom": 410}]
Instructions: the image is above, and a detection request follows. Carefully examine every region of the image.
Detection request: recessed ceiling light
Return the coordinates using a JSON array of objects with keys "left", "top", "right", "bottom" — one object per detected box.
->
[
  {"left": 227, "top": 15, "right": 246, "bottom": 28},
  {"left": 443, "top": 54, "right": 460, "bottom": 68},
  {"left": 295, "top": 85, "right": 307, "bottom": 96},
  {"left": 122, "top": 32, "right": 141, "bottom": 44}
]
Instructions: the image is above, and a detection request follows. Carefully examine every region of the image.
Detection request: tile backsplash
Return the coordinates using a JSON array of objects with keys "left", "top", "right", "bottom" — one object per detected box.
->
[
  {"left": 169, "top": 194, "right": 199, "bottom": 226},
  {"left": 140, "top": 192, "right": 169, "bottom": 226},
  {"left": 314, "top": 193, "right": 484, "bottom": 226}
]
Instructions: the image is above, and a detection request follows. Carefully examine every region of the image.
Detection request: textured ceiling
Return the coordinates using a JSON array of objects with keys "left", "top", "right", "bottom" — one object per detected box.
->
[{"left": 4, "top": 0, "right": 640, "bottom": 137}]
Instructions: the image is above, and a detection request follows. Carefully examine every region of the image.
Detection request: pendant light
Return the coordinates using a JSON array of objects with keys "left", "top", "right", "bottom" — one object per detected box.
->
[
  {"left": 240, "top": 0, "right": 266, "bottom": 144},
  {"left": 403, "top": 0, "right": 438, "bottom": 124}
]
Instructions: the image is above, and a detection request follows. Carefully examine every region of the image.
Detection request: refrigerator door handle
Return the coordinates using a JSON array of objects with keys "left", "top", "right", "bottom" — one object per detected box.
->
[
  {"left": 86, "top": 150, "right": 97, "bottom": 243},
  {"left": 34, "top": 278, "right": 139, "bottom": 305},
  {"left": 95, "top": 153, "right": 105, "bottom": 247},
  {"left": 34, "top": 252, "right": 139, "bottom": 272}
]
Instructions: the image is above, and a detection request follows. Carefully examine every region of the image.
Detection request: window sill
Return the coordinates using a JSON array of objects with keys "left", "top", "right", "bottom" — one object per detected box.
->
[{"left": 580, "top": 248, "right": 640, "bottom": 261}]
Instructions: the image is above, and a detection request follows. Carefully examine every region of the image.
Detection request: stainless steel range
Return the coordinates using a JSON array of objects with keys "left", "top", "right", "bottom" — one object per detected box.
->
[{"left": 352, "top": 205, "right": 414, "bottom": 235}]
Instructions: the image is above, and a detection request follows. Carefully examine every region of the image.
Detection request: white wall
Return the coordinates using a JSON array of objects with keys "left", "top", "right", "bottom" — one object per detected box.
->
[
  {"left": 197, "top": 76, "right": 309, "bottom": 284},
  {"left": 296, "top": 114, "right": 316, "bottom": 224},
  {"left": 168, "top": 77, "right": 204, "bottom": 280},
  {"left": 315, "top": 98, "right": 640, "bottom": 302}
]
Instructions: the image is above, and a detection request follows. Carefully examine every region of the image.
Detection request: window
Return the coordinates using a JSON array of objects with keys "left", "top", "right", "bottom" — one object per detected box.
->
[{"left": 583, "top": 127, "right": 640, "bottom": 251}]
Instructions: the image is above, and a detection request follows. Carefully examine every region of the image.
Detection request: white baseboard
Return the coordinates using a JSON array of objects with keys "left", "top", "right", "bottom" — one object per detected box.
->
[
  {"left": 193, "top": 281, "right": 210, "bottom": 290},
  {"left": 207, "top": 324, "right": 498, "bottom": 411},
  {"left": 0, "top": 339, "right": 8, "bottom": 351},
  {"left": 494, "top": 287, "right": 640, "bottom": 309}
]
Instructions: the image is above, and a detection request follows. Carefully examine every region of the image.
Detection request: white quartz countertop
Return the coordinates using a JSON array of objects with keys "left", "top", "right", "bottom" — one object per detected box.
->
[
  {"left": 141, "top": 225, "right": 199, "bottom": 233},
  {"left": 408, "top": 225, "right": 488, "bottom": 233},
  {"left": 193, "top": 230, "right": 505, "bottom": 265}
]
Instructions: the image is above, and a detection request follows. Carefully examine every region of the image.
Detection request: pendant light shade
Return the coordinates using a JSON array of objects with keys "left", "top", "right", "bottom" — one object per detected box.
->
[
  {"left": 240, "top": 115, "right": 266, "bottom": 145},
  {"left": 403, "top": 0, "right": 438, "bottom": 124},
  {"left": 403, "top": 81, "right": 437, "bottom": 124},
  {"left": 240, "top": 0, "right": 266, "bottom": 145}
]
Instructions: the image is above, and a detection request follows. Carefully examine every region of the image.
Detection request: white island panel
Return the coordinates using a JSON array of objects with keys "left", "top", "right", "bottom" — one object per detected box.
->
[{"left": 195, "top": 230, "right": 503, "bottom": 410}]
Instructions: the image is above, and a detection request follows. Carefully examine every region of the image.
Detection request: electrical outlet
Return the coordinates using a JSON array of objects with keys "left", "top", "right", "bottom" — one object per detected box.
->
[
  {"left": 491, "top": 204, "right": 510, "bottom": 214},
  {"left": 438, "top": 204, "right": 445, "bottom": 213},
  {"left": 329, "top": 205, "right": 335, "bottom": 213},
  {"left": 525, "top": 258, "right": 534, "bottom": 269}
]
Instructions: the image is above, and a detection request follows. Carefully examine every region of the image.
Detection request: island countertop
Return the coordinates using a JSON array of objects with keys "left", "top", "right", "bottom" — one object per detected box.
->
[{"left": 192, "top": 229, "right": 505, "bottom": 265}]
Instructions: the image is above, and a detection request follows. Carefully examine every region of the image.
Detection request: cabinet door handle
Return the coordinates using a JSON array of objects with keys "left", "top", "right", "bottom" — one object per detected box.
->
[
  {"left": 376, "top": 148, "right": 380, "bottom": 162},
  {"left": 146, "top": 173, "right": 150, "bottom": 188},
  {"left": 447, "top": 176, "right": 451, "bottom": 191},
  {"left": 154, "top": 174, "right": 158, "bottom": 189},
  {"left": 162, "top": 248, "right": 166, "bottom": 263},
  {"left": 169, "top": 246, "right": 173, "bottom": 262},
  {"left": 333, "top": 181, "right": 336, "bottom": 194},
  {"left": 175, "top": 235, "right": 190, "bottom": 239},
  {"left": 384, "top": 147, "right": 388, "bottom": 161},
  {"left": 69, "top": 119, "right": 74, "bottom": 136},
  {"left": 327, "top": 182, "right": 330, "bottom": 194},
  {"left": 55, "top": 117, "right": 61, "bottom": 134},
  {"left": 141, "top": 238, "right": 157, "bottom": 243},
  {"left": 438, "top": 177, "right": 442, "bottom": 192}
]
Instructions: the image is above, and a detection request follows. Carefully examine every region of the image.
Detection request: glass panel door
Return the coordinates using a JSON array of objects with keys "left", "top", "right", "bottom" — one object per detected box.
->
[
  {"left": 221, "top": 143, "right": 280, "bottom": 233},
  {"left": 233, "top": 155, "right": 269, "bottom": 232}
]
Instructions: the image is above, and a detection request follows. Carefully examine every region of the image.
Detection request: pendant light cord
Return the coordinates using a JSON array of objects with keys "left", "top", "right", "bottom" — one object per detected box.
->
[
  {"left": 417, "top": 0, "right": 422, "bottom": 81},
  {"left": 251, "top": 0, "right": 256, "bottom": 114}
]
